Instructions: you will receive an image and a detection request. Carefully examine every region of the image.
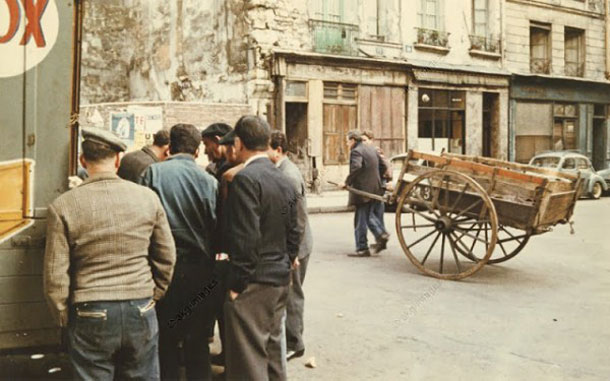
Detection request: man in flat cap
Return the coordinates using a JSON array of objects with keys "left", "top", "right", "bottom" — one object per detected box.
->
[
  {"left": 118, "top": 129, "right": 170, "bottom": 183},
  {"left": 140, "top": 123, "right": 219, "bottom": 380},
  {"left": 342, "top": 130, "right": 389, "bottom": 257},
  {"left": 201, "top": 122, "right": 233, "bottom": 180},
  {"left": 44, "top": 127, "right": 176, "bottom": 380}
]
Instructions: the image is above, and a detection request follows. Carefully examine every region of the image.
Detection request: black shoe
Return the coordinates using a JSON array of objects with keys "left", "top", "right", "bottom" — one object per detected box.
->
[
  {"left": 287, "top": 349, "right": 305, "bottom": 361},
  {"left": 211, "top": 353, "right": 225, "bottom": 366},
  {"left": 348, "top": 249, "right": 371, "bottom": 257},
  {"left": 373, "top": 233, "right": 390, "bottom": 254}
]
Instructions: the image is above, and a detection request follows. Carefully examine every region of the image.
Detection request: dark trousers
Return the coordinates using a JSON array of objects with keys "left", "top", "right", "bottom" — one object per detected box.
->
[
  {"left": 354, "top": 201, "right": 387, "bottom": 251},
  {"left": 286, "top": 255, "right": 309, "bottom": 353},
  {"left": 156, "top": 259, "right": 218, "bottom": 380},
  {"left": 68, "top": 298, "right": 159, "bottom": 380},
  {"left": 224, "top": 283, "right": 289, "bottom": 381},
  {"left": 210, "top": 260, "right": 230, "bottom": 356}
]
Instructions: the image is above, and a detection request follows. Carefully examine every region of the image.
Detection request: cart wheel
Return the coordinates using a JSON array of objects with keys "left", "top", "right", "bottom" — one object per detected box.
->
[
  {"left": 456, "top": 224, "right": 531, "bottom": 264},
  {"left": 395, "top": 170, "right": 498, "bottom": 280}
]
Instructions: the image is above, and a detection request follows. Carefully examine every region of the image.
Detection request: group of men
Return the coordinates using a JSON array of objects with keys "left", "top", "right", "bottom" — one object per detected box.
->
[{"left": 43, "top": 115, "right": 312, "bottom": 380}]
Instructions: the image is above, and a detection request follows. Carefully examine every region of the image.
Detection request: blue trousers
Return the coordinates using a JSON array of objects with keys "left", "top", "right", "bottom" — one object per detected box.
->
[
  {"left": 354, "top": 201, "right": 387, "bottom": 251},
  {"left": 68, "top": 298, "right": 159, "bottom": 380}
]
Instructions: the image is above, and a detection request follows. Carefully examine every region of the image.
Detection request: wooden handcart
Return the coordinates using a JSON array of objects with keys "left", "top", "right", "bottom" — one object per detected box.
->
[{"left": 348, "top": 150, "right": 582, "bottom": 280}]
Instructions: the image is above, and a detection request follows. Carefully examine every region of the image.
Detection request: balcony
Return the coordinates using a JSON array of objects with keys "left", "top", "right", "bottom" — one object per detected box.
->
[
  {"left": 309, "top": 19, "right": 359, "bottom": 56},
  {"left": 530, "top": 58, "right": 551, "bottom": 74},
  {"left": 565, "top": 61, "right": 585, "bottom": 77},
  {"left": 415, "top": 28, "right": 449, "bottom": 51},
  {"left": 469, "top": 35, "right": 500, "bottom": 53}
]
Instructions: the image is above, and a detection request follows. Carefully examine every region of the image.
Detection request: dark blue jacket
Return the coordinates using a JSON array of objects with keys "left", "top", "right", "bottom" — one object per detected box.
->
[{"left": 141, "top": 154, "right": 218, "bottom": 261}]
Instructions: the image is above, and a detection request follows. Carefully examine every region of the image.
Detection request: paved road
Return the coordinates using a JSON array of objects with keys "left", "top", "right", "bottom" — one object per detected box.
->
[
  {"left": 1, "top": 198, "right": 608, "bottom": 380},
  {"left": 287, "top": 198, "right": 610, "bottom": 380}
]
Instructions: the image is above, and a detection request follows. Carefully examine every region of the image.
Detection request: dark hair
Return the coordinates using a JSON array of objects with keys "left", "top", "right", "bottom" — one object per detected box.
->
[
  {"left": 169, "top": 124, "right": 201, "bottom": 155},
  {"left": 234, "top": 115, "right": 270, "bottom": 151},
  {"left": 270, "top": 131, "right": 288, "bottom": 153},
  {"left": 82, "top": 140, "right": 116, "bottom": 163},
  {"left": 153, "top": 129, "right": 170, "bottom": 147},
  {"left": 202, "top": 123, "right": 232, "bottom": 139},
  {"left": 347, "top": 130, "right": 362, "bottom": 142},
  {"left": 363, "top": 130, "right": 374, "bottom": 140}
]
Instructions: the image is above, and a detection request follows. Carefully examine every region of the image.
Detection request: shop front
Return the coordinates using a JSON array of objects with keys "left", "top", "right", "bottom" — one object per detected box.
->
[{"left": 510, "top": 75, "right": 610, "bottom": 169}]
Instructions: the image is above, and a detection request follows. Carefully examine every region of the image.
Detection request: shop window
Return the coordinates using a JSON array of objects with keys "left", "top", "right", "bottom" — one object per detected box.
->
[
  {"left": 530, "top": 22, "right": 551, "bottom": 74},
  {"left": 565, "top": 27, "right": 585, "bottom": 77},
  {"left": 553, "top": 103, "right": 578, "bottom": 151},
  {"left": 418, "top": 88, "right": 465, "bottom": 153}
]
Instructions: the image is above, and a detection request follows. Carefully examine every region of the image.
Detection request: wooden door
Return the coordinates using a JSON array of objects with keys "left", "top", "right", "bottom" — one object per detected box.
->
[
  {"left": 359, "top": 86, "right": 406, "bottom": 157},
  {"left": 323, "top": 104, "right": 357, "bottom": 165}
]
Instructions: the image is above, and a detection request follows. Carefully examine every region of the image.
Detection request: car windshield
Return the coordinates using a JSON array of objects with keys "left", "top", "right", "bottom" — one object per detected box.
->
[{"left": 531, "top": 157, "right": 560, "bottom": 168}]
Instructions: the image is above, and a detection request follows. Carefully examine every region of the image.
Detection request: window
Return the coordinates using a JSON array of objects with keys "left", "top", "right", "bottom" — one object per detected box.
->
[
  {"left": 576, "top": 158, "right": 590, "bottom": 170},
  {"left": 472, "top": 0, "right": 488, "bottom": 37},
  {"left": 323, "top": 82, "right": 357, "bottom": 102},
  {"left": 418, "top": 0, "right": 443, "bottom": 30},
  {"left": 364, "top": 0, "right": 381, "bottom": 39},
  {"left": 530, "top": 22, "right": 551, "bottom": 74},
  {"left": 418, "top": 89, "right": 465, "bottom": 153},
  {"left": 310, "top": 0, "right": 359, "bottom": 55},
  {"left": 553, "top": 103, "right": 578, "bottom": 151},
  {"left": 562, "top": 158, "right": 576, "bottom": 170},
  {"left": 565, "top": 27, "right": 585, "bottom": 77}
]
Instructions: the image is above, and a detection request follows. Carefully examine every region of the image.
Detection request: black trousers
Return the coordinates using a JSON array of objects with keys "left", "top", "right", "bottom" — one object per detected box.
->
[
  {"left": 156, "top": 259, "right": 219, "bottom": 380},
  {"left": 224, "top": 283, "right": 289, "bottom": 381}
]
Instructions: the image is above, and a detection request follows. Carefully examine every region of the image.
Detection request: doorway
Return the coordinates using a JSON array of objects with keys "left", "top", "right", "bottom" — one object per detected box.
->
[
  {"left": 483, "top": 92, "right": 499, "bottom": 157},
  {"left": 592, "top": 104, "right": 607, "bottom": 170},
  {"left": 285, "top": 102, "right": 308, "bottom": 161}
]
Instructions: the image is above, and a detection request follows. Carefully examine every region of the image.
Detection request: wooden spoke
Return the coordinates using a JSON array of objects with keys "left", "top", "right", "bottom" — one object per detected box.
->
[
  {"left": 453, "top": 226, "right": 491, "bottom": 245},
  {"left": 447, "top": 234, "right": 463, "bottom": 273},
  {"left": 407, "top": 229, "right": 437, "bottom": 250},
  {"left": 449, "top": 183, "right": 470, "bottom": 214},
  {"left": 402, "top": 205, "right": 437, "bottom": 224},
  {"left": 453, "top": 198, "right": 483, "bottom": 220},
  {"left": 439, "top": 233, "right": 446, "bottom": 274},
  {"left": 421, "top": 231, "right": 442, "bottom": 265},
  {"left": 401, "top": 223, "right": 436, "bottom": 229}
]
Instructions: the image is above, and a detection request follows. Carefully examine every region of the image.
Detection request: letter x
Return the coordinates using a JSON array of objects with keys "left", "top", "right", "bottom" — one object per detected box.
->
[{"left": 20, "top": 0, "right": 49, "bottom": 47}]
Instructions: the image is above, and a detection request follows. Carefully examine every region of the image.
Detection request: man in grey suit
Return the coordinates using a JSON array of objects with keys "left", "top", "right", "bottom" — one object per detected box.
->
[
  {"left": 342, "top": 130, "right": 390, "bottom": 257},
  {"left": 44, "top": 127, "right": 176, "bottom": 380},
  {"left": 268, "top": 131, "right": 312, "bottom": 361}
]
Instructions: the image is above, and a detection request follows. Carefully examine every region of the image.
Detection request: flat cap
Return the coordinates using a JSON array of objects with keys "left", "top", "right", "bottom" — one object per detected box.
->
[
  {"left": 81, "top": 127, "right": 127, "bottom": 152},
  {"left": 218, "top": 129, "right": 236, "bottom": 145},
  {"left": 201, "top": 123, "right": 232, "bottom": 138}
]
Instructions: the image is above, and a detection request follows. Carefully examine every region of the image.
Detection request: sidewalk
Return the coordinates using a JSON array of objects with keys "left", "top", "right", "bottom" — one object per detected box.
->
[{"left": 306, "top": 190, "right": 352, "bottom": 214}]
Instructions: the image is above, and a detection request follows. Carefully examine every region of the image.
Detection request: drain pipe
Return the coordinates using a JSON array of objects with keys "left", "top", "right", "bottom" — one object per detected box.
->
[{"left": 606, "top": 0, "right": 610, "bottom": 79}]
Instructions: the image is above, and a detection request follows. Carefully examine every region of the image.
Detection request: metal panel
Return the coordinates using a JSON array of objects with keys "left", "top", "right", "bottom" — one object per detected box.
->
[{"left": 0, "top": 0, "right": 78, "bottom": 350}]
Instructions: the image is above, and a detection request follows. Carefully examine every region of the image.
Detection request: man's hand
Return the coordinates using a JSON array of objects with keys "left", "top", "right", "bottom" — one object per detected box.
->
[
  {"left": 229, "top": 290, "right": 240, "bottom": 301},
  {"left": 339, "top": 182, "right": 347, "bottom": 189},
  {"left": 292, "top": 257, "right": 300, "bottom": 270}
]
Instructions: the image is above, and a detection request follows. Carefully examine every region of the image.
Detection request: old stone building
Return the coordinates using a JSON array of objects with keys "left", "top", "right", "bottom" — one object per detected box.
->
[
  {"left": 79, "top": 0, "right": 610, "bottom": 185},
  {"left": 505, "top": 0, "right": 610, "bottom": 167}
]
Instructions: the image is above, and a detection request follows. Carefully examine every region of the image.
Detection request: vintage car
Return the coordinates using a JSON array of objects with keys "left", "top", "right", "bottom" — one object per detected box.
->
[
  {"left": 597, "top": 164, "right": 610, "bottom": 194},
  {"left": 528, "top": 151, "right": 608, "bottom": 199}
]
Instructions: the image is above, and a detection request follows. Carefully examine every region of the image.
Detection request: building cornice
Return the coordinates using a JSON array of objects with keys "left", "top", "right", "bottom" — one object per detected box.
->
[{"left": 506, "top": 0, "right": 604, "bottom": 19}]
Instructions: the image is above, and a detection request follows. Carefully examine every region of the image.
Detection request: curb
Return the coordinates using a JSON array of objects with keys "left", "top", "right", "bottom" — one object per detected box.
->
[{"left": 307, "top": 205, "right": 354, "bottom": 214}]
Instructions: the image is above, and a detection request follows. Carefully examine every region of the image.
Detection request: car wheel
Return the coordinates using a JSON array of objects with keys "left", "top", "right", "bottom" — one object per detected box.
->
[{"left": 590, "top": 182, "right": 603, "bottom": 199}]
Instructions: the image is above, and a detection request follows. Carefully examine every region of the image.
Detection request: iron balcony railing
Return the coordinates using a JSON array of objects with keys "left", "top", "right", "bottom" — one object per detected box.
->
[
  {"left": 415, "top": 27, "right": 450, "bottom": 48},
  {"left": 565, "top": 61, "right": 585, "bottom": 77},
  {"left": 530, "top": 58, "right": 551, "bottom": 74},
  {"left": 309, "top": 19, "right": 359, "bottom": 56},
  {"left": 469, "top": 35, "right": 500, "bottom": 54}
]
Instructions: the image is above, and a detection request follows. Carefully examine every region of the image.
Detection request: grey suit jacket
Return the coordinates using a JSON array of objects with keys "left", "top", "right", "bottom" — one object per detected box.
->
[
  {"left": 278, "top": 157, "right": 313, "bottom": 259},
  {"left": 345, "top": 142, "right": 388, "bottom": 206}
]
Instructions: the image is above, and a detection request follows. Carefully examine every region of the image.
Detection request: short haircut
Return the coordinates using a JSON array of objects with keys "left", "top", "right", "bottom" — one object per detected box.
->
[
  {"left": 270, "top": 131, "right": 288, "bottom": 153},
  {"left": 347, "top": 130, "right": 362, "bottom": 141},
  {"left": 153, "top": 129, "right": 170, "bottom": 147},
  {"left": 202, "top": 123, "right": 232, "bottom": 139},
  {"left": 362, "top": 130, "right": 374, "bottom": 140},
  {"left": 82, "top": 139, "right": 116, "bottom": 163},
  {"left": 169, "top": 123, "right": 201, "bottom": 155},
  {"left": 234, "top": 115, "right": 270, "bottom": 151}
]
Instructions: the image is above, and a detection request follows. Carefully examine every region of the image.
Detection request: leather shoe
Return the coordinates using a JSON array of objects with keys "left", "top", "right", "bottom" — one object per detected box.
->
[
  {"left": 287, "top": 349, "right": 305, "bottom": 361},
  {"left": 373, "top": 233, "right": 390, "bottom": 253},
  {"left": 348, "top": 249, "right": 371, "bottom": 257}
]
